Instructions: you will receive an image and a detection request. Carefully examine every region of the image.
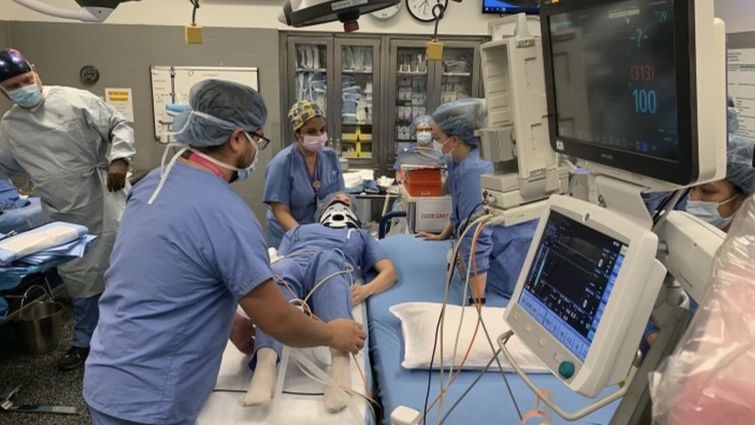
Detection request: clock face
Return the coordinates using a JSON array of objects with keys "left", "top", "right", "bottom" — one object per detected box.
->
[
  {"left": 79, "top": 65, "right": 100, "bottom": 84},
  {"left": 406, "top": 0, "right": 447, "bottom": 22},
  {"left": 372, "top": 3, "right": 401, "bottom": 20}
]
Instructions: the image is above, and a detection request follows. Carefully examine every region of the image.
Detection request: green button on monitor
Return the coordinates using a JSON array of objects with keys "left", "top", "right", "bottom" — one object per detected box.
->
[{"left": 558, "top": 361, "right": 575, "bottom": 379}]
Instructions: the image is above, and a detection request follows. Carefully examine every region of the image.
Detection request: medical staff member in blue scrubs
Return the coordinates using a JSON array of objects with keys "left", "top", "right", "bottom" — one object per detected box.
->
[
  {"left": 246, "top": 193, "right": 396, "bottom": 411},
  {"left": 263, "top": 100, "right": 345, "bottom": 248},
  {"left": 393, "top": 115, "right": 443, "bottom": 182},
  {"left": 417, "top": 99, "right": 538, "bottom": 302},
  {"left": 83, "top": 80, "right": 365, "bottom": 425}
]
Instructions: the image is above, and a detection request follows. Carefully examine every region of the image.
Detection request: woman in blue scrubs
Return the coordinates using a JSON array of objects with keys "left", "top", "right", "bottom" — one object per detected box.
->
[
  {"left": 417, "top": 99, "right": 538, "bottom": 302},
  {"left": 263, "top": 100, "right": 345, "bottom": 248},
  {"left": 393, "top": 115, "right": 443, "bottom": 182}
]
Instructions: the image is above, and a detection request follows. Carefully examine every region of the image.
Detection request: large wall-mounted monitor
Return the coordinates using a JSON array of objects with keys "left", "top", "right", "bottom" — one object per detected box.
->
[
  {"left": 540, "top": 0, "right": 726, "bottom": 188},
  {"left": 482, "top": 0, "right": 539, "bottom": 15}
]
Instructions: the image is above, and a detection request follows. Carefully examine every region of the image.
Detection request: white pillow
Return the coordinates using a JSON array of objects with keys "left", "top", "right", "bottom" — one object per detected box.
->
[{"left": 390, "top": 302, "right": 550, "bottom": 373}]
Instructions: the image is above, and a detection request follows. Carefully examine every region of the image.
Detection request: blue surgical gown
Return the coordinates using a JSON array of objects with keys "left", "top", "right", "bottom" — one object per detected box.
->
[
  {"left": 252, "top": 224, "right": 386, "bottom": 363},
  {"left": 447, "top": 149, "right": 537, "bottom": 298},
  {"left": 263, "top": 145, "right": 345, "bottom": 248},
  {"left": 84, "top": 163, "right": 272, "bottom": 425},
  {"left": 393, "top": 144, "right": 444, "bottom": 170}
]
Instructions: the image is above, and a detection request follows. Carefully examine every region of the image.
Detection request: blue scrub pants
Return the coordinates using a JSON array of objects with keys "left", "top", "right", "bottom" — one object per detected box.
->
[
  {"left": 73, "top": 294, "right": 100, "bottom": 348},
  {"left": 89, "top": 407, "right": 195, "bottom": 425},
  {"left": 250, "top": 251, "right": 353, "bottom": 368}
]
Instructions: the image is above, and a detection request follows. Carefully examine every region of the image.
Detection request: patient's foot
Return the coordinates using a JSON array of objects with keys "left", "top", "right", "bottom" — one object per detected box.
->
[
  {"left": 244, "top": 348, "right": 277, "bottom": 407},
  {"left": 324, "top": 348, "right": 352, "bottom": 413}
]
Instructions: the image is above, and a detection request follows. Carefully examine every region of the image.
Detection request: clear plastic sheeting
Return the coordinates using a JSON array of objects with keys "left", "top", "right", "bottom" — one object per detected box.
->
[{"left": 650, "top": 193, "right": 755, "bottom": 425}]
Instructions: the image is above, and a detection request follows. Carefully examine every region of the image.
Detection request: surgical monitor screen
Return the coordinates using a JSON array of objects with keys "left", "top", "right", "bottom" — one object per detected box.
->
[
  {"left": 542, "top": 0, "right": 695, "bottom": 183},
  {"left": 518, "top": 211, "right": 628, "bottom": 361}
]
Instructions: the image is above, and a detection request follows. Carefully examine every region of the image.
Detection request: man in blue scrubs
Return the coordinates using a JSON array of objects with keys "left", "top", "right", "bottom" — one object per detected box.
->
[
  {"left": 418, "top": 99, "right": 537, "bottom": 301},
  {"left": 264, "top": 100, "right": 345, "bottom": 248},
  {"left": 83, "top": 80, "right": 365, "bottom": 425}
]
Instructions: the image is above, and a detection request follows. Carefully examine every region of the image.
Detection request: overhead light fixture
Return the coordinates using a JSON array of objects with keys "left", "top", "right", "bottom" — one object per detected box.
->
[
  {"left": 10, "top": 0, "right": 138, "bottom": 23},
  {"left": 279, "top": 0, "right": 401, "bottom": 32}
]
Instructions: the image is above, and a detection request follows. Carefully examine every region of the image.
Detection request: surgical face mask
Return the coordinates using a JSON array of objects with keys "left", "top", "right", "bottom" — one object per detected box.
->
[
  {"left": 235, "top": 132, "right": 260, "bottom": 182},
  {"left": 687, "top": 197, "right": 737, "bottom": 229},
  {"left": 439, "top": 136, "right": 457, "bottom": 154},
  {"left": 416, "top": 132, "right": 433, "bottom": 146},
  {"left": 301, "top": 133, "right": 327, "bottom": 152},
  {"left": 194, "top": 131, "right": 258, "bottom": 183},
  {"left": 8, "top": 84, "right": 43, "bottom": 108}
]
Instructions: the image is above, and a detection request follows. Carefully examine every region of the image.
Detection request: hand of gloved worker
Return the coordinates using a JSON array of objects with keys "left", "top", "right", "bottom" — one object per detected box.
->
[
  {"left": 107, "top": 159, "right": 129, "bottom": 192},
  {"left": 229, "top": 313, "right": 255, "bottom": 355},
  {"left": 351, "top": 285, "right": 372, "bottom": 306},
  {"left": 326, "top": 319, "right": 366, "bottom": 354}
]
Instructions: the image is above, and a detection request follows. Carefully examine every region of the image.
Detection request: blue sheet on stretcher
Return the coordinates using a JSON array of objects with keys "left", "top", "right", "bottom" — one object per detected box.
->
[
  {"left": 369, "top": 234, "right": 619, "bottom": 425},
  {"left": 0, "top": 197, "right": 47, "bottom": 234}
]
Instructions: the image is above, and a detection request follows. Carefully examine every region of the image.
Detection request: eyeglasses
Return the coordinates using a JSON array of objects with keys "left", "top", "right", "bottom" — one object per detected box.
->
[{"left": 251, "top": 132, "right": 271, "bottom": 151}]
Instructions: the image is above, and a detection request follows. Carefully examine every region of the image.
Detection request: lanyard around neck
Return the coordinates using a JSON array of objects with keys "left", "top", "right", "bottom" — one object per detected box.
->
[{"left": 187, "top": 152, "right": 226, "bottom": 180}]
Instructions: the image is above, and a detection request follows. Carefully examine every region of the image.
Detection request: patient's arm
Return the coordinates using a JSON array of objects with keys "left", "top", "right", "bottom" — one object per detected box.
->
[
  {"left": 352, "top": 258, "right": 396, "bottom": 305},
  {"left": 270, "top": 202, "right": 299, "bottom": 232},
  {"left": 416, "top": 222, "right": 452, "bottom": 241}
]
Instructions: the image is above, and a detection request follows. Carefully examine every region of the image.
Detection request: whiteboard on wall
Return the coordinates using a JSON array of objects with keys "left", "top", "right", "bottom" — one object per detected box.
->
[
  {"left": 149, "top": 66, "right": 259, "bottom": 139},
  {"left": 728, "top": 49, "right": 755, "bottom": 140}
]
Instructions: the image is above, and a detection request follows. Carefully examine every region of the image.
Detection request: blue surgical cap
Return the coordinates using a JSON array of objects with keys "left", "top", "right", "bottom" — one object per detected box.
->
[
  {"left": 0, "top": 48, "right": 32, "bottom": 83},
  {"left": 432, "top": 98, "right": 487, "bottom": 147},
  {"left": 410, "top": 115, "right": 433, "bottom": 135},
  {"left": 726, "top": 136, "right": 755, "bottom": 195},
  {"left": 173, "top": 79, "right": 268, "bottom": 147}
]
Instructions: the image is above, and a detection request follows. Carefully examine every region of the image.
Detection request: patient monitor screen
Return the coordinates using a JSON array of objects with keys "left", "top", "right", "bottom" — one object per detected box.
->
[
  {"left": 518, "top": 211, "right": 628, "bottom": 361},
  {"left": 549, "top": 0, "right": 679, "bottom": 161}
]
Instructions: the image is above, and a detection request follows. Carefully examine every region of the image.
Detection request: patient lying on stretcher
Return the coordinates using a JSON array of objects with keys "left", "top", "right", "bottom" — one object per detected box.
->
[{"left": 243, "top": 193, "right": 397, "bottom": 412}]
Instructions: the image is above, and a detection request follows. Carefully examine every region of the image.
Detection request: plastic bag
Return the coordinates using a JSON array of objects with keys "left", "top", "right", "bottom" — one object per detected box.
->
[{"left": 649, "top": 194, "right": 755, "bottom": 425}]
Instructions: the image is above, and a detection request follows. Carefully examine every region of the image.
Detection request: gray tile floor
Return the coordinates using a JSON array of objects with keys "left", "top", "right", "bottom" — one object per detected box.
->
[{"left": 0, "top": 305, "right": 92, "bottom": 425}]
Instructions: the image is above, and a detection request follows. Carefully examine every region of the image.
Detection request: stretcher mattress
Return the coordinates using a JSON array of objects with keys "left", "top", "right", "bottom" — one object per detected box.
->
[
  {"left": 197, "top": 302, "right": 374, "bottom": 425},
  {"left": 369, "top": 234, "right": 619, "bottom": 425}
]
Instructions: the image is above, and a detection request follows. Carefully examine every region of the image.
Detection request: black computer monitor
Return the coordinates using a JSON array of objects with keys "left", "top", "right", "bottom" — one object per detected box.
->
[
  {"left": 541, "top": 0, "right": 698, "bottom": 185},
  {"left": 482, "top": 0, "right": 539, "bottom": 15}
]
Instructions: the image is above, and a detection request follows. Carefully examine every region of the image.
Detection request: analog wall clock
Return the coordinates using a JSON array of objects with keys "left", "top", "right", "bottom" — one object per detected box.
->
[
  {"left": 406, "top": 0, "right": 448, "bottom": 22},
  {"left": 372, "top": 3, "right": 402, "bottom": 20}
]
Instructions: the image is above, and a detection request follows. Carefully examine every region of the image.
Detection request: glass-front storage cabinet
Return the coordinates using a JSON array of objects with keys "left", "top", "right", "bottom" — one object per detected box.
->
[{"left": 281, "top": 33, "right": 486, "bottom": 176}]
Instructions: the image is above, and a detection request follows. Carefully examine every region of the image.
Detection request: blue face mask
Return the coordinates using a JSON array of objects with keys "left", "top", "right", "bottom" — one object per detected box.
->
[
  {"left": 8, "top": 84, "right": 43, "bottom": 108},
  {"left": 686, "top": 197, "right": 737, "bottom": 229},
  {"left": 235, "top": 132, "right": 260, "bottom": 182}
]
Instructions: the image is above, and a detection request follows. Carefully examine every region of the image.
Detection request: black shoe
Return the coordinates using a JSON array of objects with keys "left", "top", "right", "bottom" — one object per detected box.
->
[{"left": 58, "top": 346, "right": 90, "bottom": 371}]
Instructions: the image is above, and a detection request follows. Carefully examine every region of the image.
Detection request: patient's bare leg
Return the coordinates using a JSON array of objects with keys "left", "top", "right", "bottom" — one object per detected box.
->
[
  {"left": 324, "top": 348, "right": 352, "bottom": 413},
  {"left": 244, "top": 347, "right": 277, "bottom": 406}
]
